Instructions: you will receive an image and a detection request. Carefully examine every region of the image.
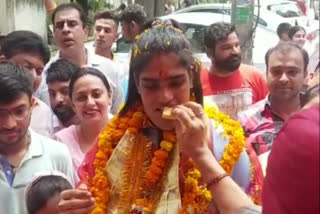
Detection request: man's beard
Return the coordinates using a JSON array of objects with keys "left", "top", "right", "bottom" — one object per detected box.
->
[
  {"left": 53, "top": 104, "right": 76, "bottom": 125},
  {"left": 214, "top": 54, "right": 241, "bottom": 73}
]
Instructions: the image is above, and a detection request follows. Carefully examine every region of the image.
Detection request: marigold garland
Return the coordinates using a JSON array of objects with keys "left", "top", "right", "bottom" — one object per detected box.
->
[
  {"left": 205, "top": 106, "right": 246, "bottom": 174},
  {"left": 90, "top": 104, "right": 245, "bottom": 214}
]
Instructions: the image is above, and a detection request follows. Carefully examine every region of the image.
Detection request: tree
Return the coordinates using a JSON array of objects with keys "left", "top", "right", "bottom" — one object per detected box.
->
[
  {"left": 231, "top": 0, "right": 255, "bottom": 64},
  {"left": 135, "top": 0, "right": 165, "bottom": 18}
]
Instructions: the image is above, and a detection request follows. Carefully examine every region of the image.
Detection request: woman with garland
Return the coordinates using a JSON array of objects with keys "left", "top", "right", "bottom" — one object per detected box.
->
[{"left": 58, "top": 23, "right": 262, "bottom": 214}]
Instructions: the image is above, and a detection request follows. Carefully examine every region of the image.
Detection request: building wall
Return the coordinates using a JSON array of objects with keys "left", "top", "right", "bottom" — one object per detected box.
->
[{"left": 0, "top": 0, "right": 69, "bottom": 39}]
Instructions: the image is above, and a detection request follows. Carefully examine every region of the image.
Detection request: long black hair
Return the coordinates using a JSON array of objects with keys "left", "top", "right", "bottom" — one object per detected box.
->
[{"left": 120, "top": 22, "right": 203, "bottom": 116}]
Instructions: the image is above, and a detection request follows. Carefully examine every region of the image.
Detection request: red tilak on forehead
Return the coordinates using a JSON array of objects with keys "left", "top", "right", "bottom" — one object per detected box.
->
[{"left": 159, "top": 70, "right": 169, "bottom": 80}]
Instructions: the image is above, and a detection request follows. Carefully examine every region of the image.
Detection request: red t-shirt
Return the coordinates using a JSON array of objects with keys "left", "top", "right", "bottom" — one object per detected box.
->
[{"left": 201, "top": 64, "right": 269, "bottom": 119}]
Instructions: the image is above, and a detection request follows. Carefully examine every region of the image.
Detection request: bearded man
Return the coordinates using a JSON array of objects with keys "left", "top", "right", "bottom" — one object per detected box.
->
[{"left": 201, "top": 22, "right": 269, "bottom": 119}]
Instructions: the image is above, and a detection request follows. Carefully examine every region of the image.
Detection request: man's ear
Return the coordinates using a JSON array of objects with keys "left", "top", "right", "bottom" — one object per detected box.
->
[
  {"left": 205, "top": 47, "right": 214, "bottom": 60},
  {"left": 30, "top": 96, "right": 36, "bottom": 109},
  {"left": 114, "top": 32, "right": 120, "bottom": 42},
  {"left": 131, "top": 21, "right": 140, "bottom": 34}
]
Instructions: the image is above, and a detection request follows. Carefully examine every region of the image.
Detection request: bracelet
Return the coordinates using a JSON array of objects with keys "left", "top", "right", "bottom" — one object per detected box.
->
[{"left": 207, "top": 173, "right": 229, "bottom": 189}]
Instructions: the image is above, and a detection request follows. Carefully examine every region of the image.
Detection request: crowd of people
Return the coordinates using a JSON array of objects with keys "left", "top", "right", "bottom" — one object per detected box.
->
[{"left": 0, "top": 1, "right": 319, "bottom": 214}]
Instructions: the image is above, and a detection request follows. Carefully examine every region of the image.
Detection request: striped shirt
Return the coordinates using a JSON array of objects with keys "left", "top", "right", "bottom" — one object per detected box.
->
[{"left": 238, "top": 95, "right": 285, "bottom": 155}]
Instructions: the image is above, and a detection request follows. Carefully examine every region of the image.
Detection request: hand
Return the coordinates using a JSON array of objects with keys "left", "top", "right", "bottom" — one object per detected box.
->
[
  {"left": 58, "top": 184, "right": 95, "bottom": 214},
  {"left": 172, "top": 102, "right": 210, "bottom": 159}
]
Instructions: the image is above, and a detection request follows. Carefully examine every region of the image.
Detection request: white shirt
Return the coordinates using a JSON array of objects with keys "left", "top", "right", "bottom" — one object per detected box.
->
[
  {"left": 35, "top": 48, "right": 124, "bottom": 115},
  {"left": 0, "top": 130, "right": 75, "bottom": 214},
  {"left": 30, "top": 97, "right": 52, "bottom": 137}
]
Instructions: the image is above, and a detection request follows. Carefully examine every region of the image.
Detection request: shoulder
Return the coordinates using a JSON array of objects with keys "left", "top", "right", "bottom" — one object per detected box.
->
[
  {"left": 239, "top": 64, "right": 265, "bottom": 80},
  {"left": 33, "top": 98, "right": 51, "bottom": 112},
  {"left": 279, "top": 105, "right": 319, "bottom": 140},
  {"left": 87, "top": 49, "right": 116, "bottom": 68},
  {"left": 32, "top": 130, "right": 71, "bottom": 158},
  {"left": 54, "top": 125, "right": 77, "bottom": 142}
]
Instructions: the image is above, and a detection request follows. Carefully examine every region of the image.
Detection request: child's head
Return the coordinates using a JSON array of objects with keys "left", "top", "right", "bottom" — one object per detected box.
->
[{"left": 25, "top": 172, "right": 72, "bottom": 214}]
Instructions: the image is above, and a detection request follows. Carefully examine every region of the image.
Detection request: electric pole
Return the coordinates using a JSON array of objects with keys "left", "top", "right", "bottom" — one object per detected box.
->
[{"left": 231, "top": 0, "right": 255, "bottom": 64}]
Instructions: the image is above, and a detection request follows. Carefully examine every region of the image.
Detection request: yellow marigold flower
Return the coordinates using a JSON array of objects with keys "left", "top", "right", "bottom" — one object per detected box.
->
[
  {"left": 203, "top": 190, "right": 213, "bottom": 201},
  {"left": 133, "top": 111, "right": 144, "bottom": 119},
  {"left": 135, "top": 34, "right": 141, "bottom": 40},
  {"left": 160, "top": 140, "right": 173, "bottom": 152},
  {"left": 188, "top": 169, "right": 201, "bottom": 179}
]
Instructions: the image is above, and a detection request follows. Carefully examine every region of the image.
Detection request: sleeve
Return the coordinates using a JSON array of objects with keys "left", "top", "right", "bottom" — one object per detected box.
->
[
  {"left": 251, "top": 71, "right": 269, "bottom": 104},
  {"left": 98, "top": 61, "right": 124, "bottom": 115},
  {"left": 52, "top": 142, "right": 78, "bottom": 186},
  {"left": 110, "top": 76, "right": 124, "bottom": 115},
  {"left": 77, "top": 142, "right": 99, "bottom": 187}
]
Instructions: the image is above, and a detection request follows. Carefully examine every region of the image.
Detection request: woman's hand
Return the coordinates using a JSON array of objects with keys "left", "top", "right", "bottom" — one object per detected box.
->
[
  {"left": 171, "top": 102, "right": 210, "bottom": 159},
  {"left": 58, "top": 184, "right": 95, "bottom": 214}
]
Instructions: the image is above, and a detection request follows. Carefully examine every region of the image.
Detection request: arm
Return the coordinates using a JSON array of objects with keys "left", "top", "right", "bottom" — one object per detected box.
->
[
  {"left": 57, "top": 143, "right": 98, "bottom": 214},
  {"left": 43, "top": 0, "right": 57, "bottom": 15},
  {"left": 193, "top": 149, "right": 255, "bottom": 214},
  {"left": 172, "top": 102, "right": 256, "bottom": 214}
]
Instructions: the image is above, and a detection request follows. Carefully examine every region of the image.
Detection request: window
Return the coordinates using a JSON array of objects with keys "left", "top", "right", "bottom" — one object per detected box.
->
[
  {"left": 267, "top": 2, "right": 303, "bottom": 17},
  {"left": 181, "top": 24, "right": 206, "bottom": 53},
  {"left": 189, "top": 8, "right": 231, "bottom": 14}
]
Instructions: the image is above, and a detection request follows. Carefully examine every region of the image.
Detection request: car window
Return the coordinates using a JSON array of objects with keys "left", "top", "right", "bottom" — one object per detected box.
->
[
  {"left": 187, "top": 8, "right": 231, "bottom": 15},
  {"left": 180, "top": 23, "right": 206, "bottom": 53},
  {"left": 253, "top": 15, "right": 267, "bottom": 27},
  {"left": 267, "top": 2, "right": 303, "bottom": 17}
]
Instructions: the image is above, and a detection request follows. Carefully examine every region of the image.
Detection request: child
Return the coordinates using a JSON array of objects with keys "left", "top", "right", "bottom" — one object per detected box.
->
[{"left": 25, "top": 171, "right": 73, "bottom": 214}]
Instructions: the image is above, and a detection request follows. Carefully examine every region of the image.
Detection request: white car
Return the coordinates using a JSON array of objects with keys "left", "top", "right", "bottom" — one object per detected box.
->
[
  {"left": 173, "top": 1, "right": 319, "bottom": 33},
  {"left": 161, "top": 12, "right": 279, "bottom": 72}
]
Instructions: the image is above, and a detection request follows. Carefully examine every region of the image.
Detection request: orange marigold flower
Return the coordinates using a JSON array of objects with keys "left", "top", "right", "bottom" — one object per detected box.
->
[
  {"left": 146, "top": 171, "right": 158, "bottom": 183},
  {"left": 128, "top": 127, "right": 138, "bottom": 135},
  {"left": 128, "top": 118, "right": 142, "bottom": 127},
  {"left": 118, "top": 123, "right": 129, "bottom": 130},
  {"left": 152, "top": 157, "right": 166, "bottom": 167},
  {"left": 119, "top": 117, "right": 130, "bottom": 124},
  {"left": 112, "top": 130, "right": 125, "bottom": 140},
  {"left": 163, "top": 131, "right": 176, "bottom": 142},
  {"left": 154, "top": 150, "right": 168, "bottom": 160},
  {"left": 149, "top": 165, "right": 162, "bottom": 176},
  {"left": 133, "top": 111, "right": 144, "bottom": 119}
]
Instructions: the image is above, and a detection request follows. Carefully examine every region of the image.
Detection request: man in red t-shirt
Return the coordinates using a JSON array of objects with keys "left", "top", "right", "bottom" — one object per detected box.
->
[{"left": 201, "top": 22, "right": 269, "bottom": 119}]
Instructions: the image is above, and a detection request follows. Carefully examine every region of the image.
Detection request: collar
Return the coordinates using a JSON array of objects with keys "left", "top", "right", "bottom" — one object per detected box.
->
[
  {"left": 51, "top": 113, "right": 65, "bottom": 133},
  {"left": 261, "top": 94, "right": 272, "bottom": 115},
  {"left": 262, "top": 94, "right": 285, "bottom": 121},
  {"left": 25, "top": 129, "right": 43, "bottom": 158},
  {"left": 0, "top": 130, "right": 42, "bottom": 163}
]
